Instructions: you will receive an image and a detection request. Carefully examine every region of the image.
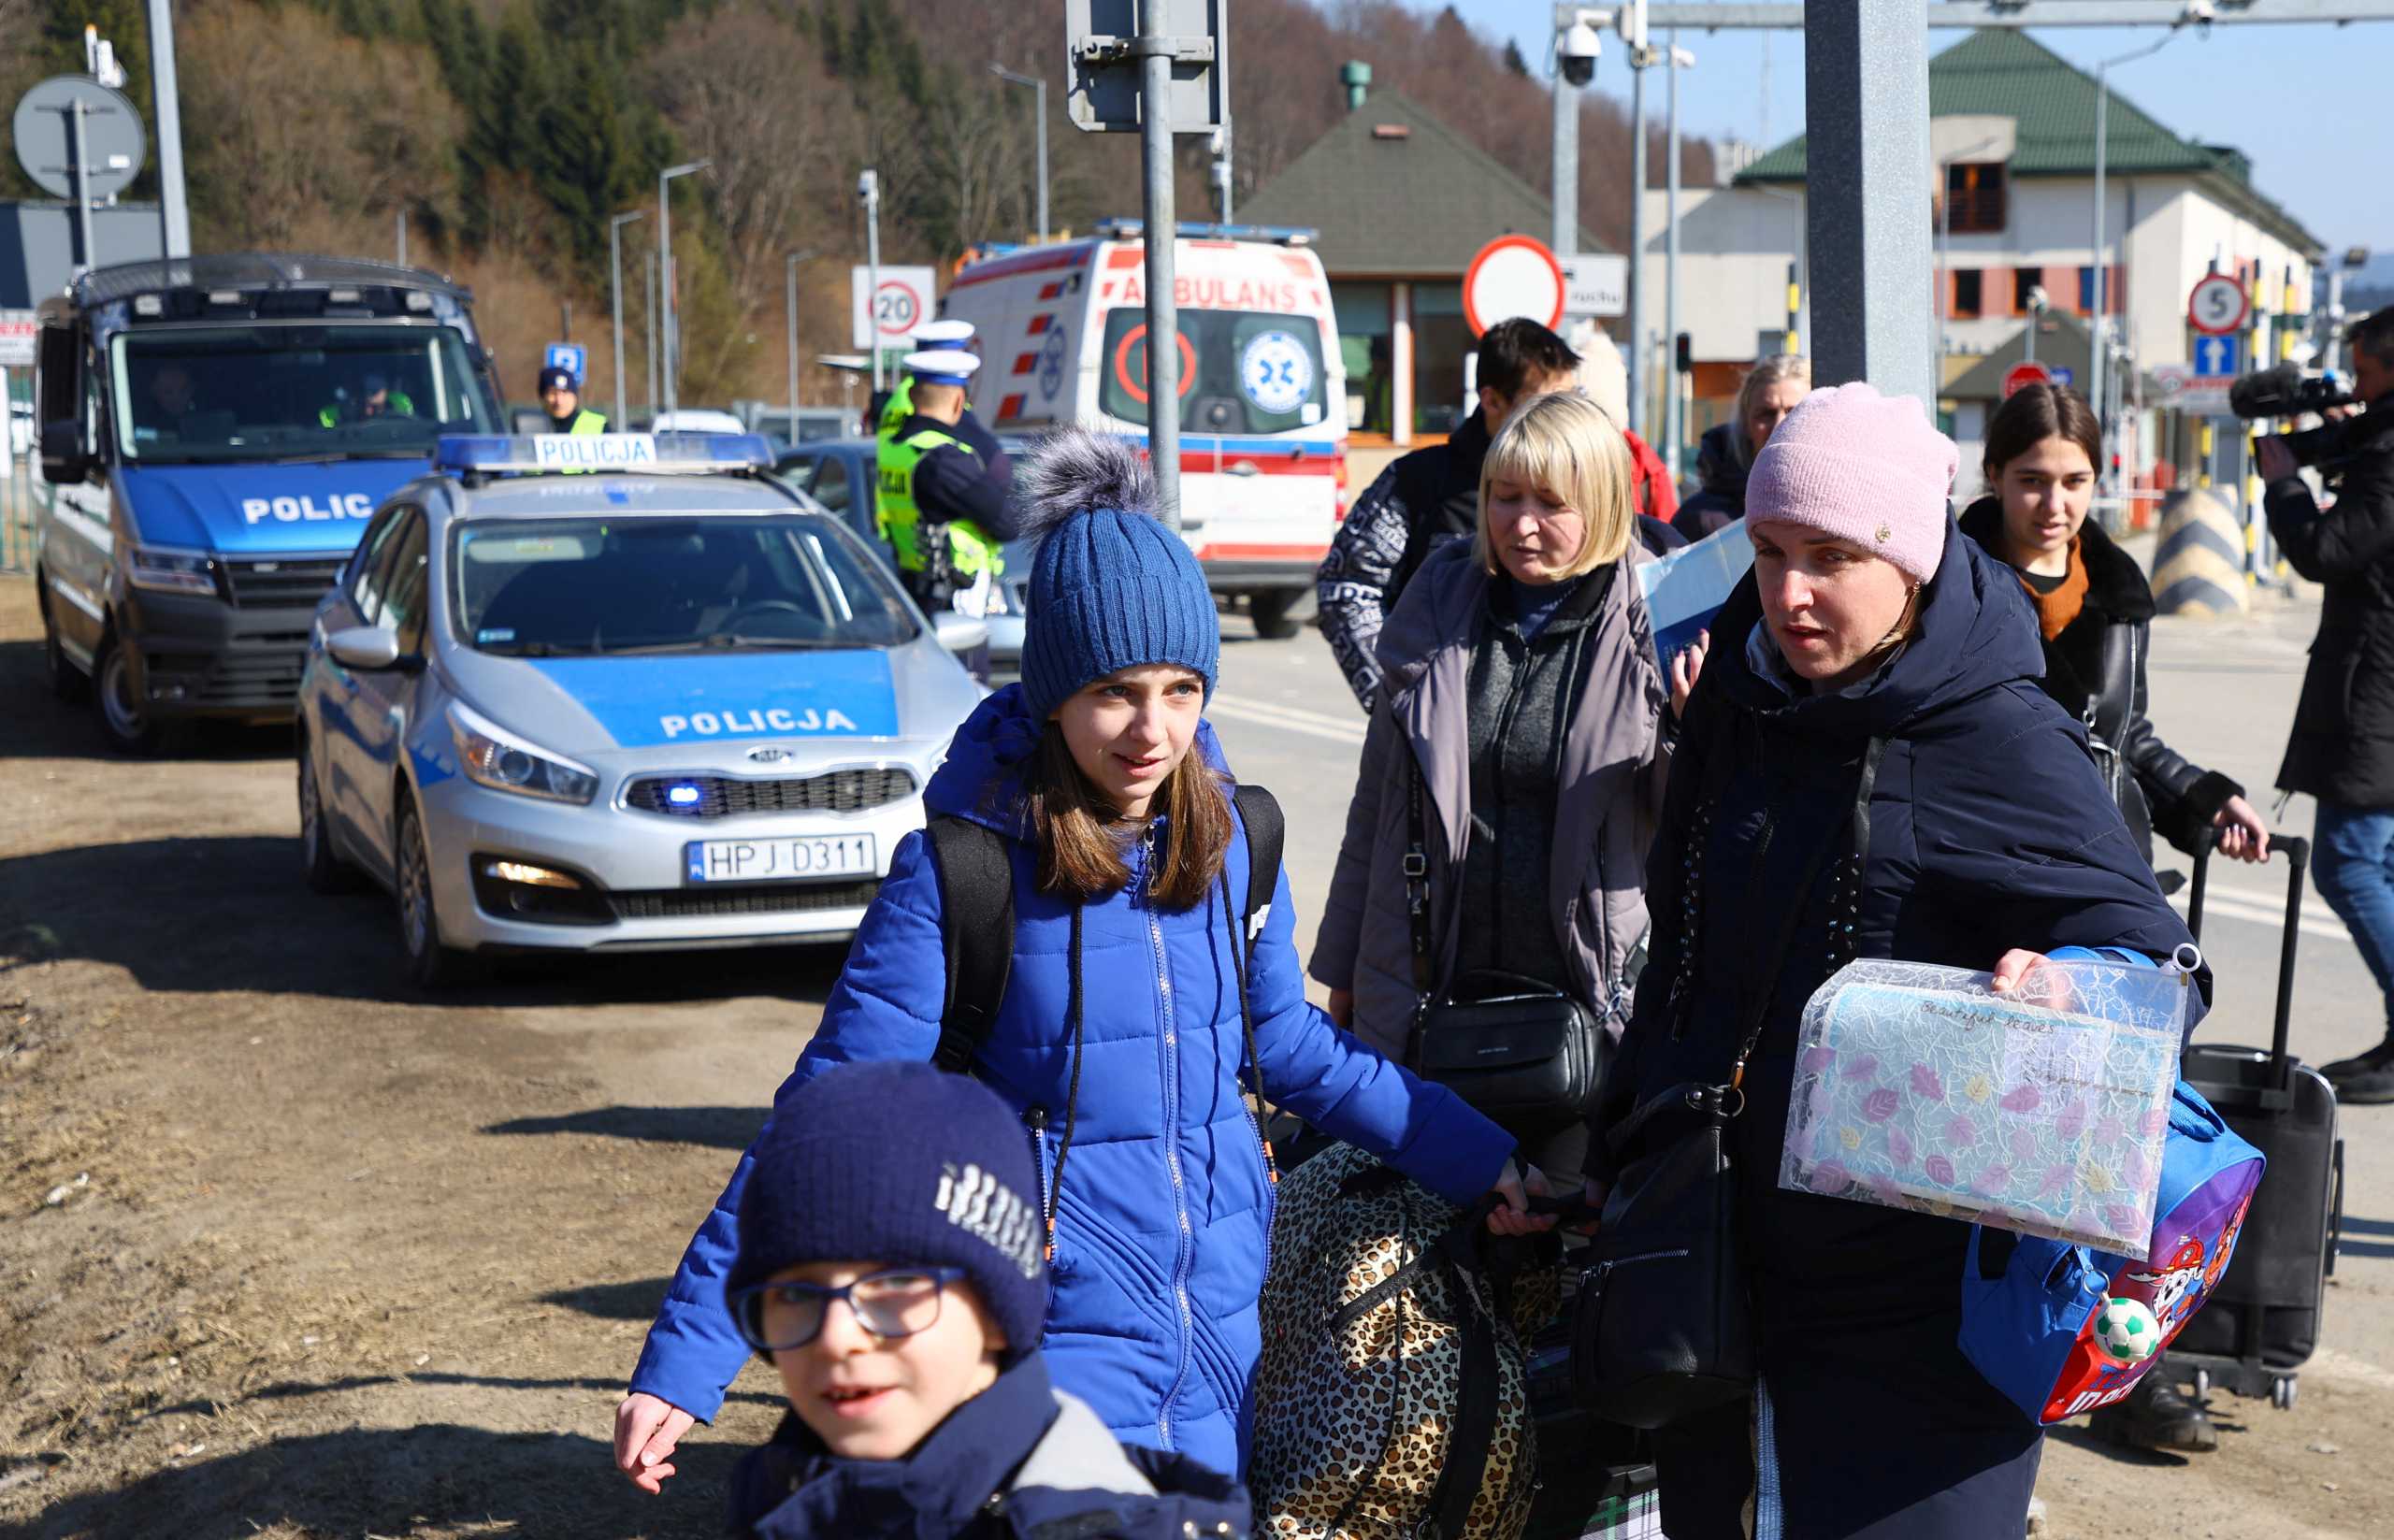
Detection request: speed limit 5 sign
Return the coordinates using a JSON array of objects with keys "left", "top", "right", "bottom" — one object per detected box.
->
[{"left": 2187, "top": 273, "right": 2250, "bottom": 337}]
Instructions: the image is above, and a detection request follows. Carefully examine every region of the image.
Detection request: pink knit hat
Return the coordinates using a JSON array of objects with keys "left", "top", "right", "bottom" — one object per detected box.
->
[{"left": 1746, "top": 381, "right": 1959, "bottom": 584}]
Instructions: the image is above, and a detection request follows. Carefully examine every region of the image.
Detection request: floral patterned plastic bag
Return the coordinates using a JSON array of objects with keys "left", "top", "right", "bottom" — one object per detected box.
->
[{"left": 1779, "top": 956, "right": 2198, "bottom": 1253}]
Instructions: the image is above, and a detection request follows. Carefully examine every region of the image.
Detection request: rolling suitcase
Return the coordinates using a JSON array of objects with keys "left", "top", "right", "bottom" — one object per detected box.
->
[
  {"left": 1521, "top": 1266, "right": 1662, "bottom": 1540},
  {"left": 2173, "top": 833, "right": 2345, "bottom": 1408}
]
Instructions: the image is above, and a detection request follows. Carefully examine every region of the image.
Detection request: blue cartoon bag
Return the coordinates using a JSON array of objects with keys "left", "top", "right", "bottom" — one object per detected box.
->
[{"left": 1957, "top": 950, "right": 2264, "bottom": 1425}]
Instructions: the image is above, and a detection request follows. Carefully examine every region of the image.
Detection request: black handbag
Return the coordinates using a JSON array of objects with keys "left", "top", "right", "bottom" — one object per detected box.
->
[
  {"left": 1401, "top": 762, "right": 1611, "bottom": 1135},
  {"left": 1568, "top": 735, "right": 1884, "bottom": 1429}
]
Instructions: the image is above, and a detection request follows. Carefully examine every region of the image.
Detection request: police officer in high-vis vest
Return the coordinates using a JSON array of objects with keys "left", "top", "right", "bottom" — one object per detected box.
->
[
  {"left": 878, "top": 350, "right": 1020, "bottom": 620},
  {"left": 539, "top": 367, "right": 607, "bottom": 435},
  {"left": 875, "top": 320, "right": 1008, "bottom": 531}
]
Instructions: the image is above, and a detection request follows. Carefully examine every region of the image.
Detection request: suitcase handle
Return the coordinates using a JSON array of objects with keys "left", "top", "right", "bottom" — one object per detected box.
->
[
  {"left": 2326, "top": 1137, "right": 2344, "bottom": 1279},
  {"left": 2189, "top": 833, "right": 2310, "bottom": 1075}
]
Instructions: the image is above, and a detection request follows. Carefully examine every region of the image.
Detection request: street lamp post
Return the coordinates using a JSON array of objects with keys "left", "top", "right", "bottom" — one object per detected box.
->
[
  {"left": 1663, "top": 36, "right": 1694, "bottom": 481},
  {"left": 609, "top": 209, "right": 645, "bottom": 431},
  {"left": 2091, "top": 28, "right": 2182, "bottom": 488},
  {"left": 657, "top": 158, "right": 711, "bottom": 419},
  {"left": 989, "top": 65, "right": 1049, "bottom": 243},
  {"left": 786, "top": 249, "right": 817, "bottom": 438}
]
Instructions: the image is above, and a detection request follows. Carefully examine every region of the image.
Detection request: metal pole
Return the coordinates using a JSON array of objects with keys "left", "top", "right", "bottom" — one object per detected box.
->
[
  {"left": 146, "top": 0, "right": 191, "bottom": 260},
  {"left": 644, "top": 252, "right": 659, "bottom": 419},
  {"left": 659, "top": 170, "right": 675, "bottom": 417},
  {"left": 2024, "top": 299, "right": 2039, "bottom": 363},
  {"left": 1804, "top": 0, "right": 1933, "bottom": 404},
  {"left": 786, "top": 249, "right": 815, "bottom": 433},
  {"left": 1936, "top": 151, "right": 1950, "bottom": 388},
  {"left": 1551, "top": 33, "right": 1578, "bottom": 257},
  {"left": 1627, "top": 56, "right": 1648, "bottom": 436},
  {"left": 1137, "top": 0, "right": 1182, "bottom": 531},
  {"left": 1664, "top": 35, "right": 1684, "bottom": 478},
  {"left": 69, "top": 100, "right": 94, "bottom": 278},
  {"left": 397, "top": 209, "right": 409, "bottom": 266},
  {"left": 864, "top": 174, "right": 884, "bottom": 393},
  {"left": 610, "top": 211, "right": 643, "bottom": 430},
  {"left": 2092, "top": 63, "right": 2109, "bottom": 464},
  {"left": 1036, "top": 78, "right": 1050, "bottom": 242}
]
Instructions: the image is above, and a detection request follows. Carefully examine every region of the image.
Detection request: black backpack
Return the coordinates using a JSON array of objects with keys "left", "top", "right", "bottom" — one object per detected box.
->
[{"left": 921, "top": 783, "right": 1287, "bottom": 1075}]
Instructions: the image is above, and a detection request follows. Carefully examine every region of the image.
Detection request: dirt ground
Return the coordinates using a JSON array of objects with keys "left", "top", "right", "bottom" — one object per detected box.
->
[{"left": 0, "top": 568, "right": 2387, "bottom": 1539}]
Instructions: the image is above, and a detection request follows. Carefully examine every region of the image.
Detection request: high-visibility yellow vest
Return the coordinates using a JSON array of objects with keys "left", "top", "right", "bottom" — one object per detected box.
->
[
  {"left": 317, "top": 390, "right": 416, "bottom": 428},
  {"left": 877, "top": 425, "right": 1003, "bottom": 580},
  {"left": 873, "top": 380, "right": 916, "bottom": 532},
  {"left": 563, "top": 409, "right": 606, "bottom": 434}
]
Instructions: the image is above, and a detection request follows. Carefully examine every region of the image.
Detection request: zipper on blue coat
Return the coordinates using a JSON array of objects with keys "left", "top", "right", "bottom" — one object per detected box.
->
[
  {"left": 1135, "top": 824, "right": 1195, "bottom": 1451},
  {"left": 1025, "top": 1104, "right": 1053, "bottom": 1255}
]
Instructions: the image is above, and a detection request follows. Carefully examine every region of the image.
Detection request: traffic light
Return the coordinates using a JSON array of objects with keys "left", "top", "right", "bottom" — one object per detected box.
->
[{"left": 1674, "top": 332, "right": 1693, "bottom": 374}]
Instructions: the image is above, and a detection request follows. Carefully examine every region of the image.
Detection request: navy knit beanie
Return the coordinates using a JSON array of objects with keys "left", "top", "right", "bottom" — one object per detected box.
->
[
  {"left": 729, "top": 1061, "right": 1048, "bottom": 1366},
  {"left": 1015, "top": 430, "right": 1219, "bottom": 723}
]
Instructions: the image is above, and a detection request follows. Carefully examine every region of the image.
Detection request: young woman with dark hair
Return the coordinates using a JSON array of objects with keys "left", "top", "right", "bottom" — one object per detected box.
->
[{"left": 613, "top": 431, "right": 1540, "bottom": 1491}]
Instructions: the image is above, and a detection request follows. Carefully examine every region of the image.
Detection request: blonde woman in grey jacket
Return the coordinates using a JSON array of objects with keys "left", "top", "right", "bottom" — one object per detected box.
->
[{"left": 1310, "top": 392, "right": 1697, "bottom": 1183}]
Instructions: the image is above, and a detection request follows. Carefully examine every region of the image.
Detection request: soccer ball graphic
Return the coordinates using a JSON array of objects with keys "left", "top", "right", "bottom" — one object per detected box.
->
[{"left": 2092, "top": 1296, "right": 2162, "bottom": 1362}]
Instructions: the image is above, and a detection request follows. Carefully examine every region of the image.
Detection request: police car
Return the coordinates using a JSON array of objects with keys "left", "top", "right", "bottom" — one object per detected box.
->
[{"left": 293, "top": 432, "right": 987, "bottom": 986}]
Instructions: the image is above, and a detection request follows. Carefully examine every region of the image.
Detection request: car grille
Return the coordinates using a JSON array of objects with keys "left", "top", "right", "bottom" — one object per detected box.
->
[
  {"left": 623, "top": 769, "right": 918, "bottom": 819},
  {"left": 607, "top": 878, "right": 881, "bottom": 921},
  {"left": 223, "top": 554, "right": 349, "bottom": 609}
]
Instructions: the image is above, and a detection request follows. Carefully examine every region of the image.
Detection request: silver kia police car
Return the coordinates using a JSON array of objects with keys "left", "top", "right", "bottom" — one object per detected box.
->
[{"left": 294, "top": 432, "right": 987, "bottom": 986}]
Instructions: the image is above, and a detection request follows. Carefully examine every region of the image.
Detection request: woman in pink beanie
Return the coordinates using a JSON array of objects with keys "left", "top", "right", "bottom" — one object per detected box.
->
[{"left": 1581, "top": 381, "right": 2206, "bottom": 1538}]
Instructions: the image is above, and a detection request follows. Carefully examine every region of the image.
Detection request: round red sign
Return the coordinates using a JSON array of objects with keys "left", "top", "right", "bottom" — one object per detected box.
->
[{"left": 2002, "top": 360, "right": 2054, "bottom": 399}]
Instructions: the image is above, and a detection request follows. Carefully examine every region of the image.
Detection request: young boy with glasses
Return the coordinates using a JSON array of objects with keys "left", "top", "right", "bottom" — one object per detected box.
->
[{"left": 719, "top": 1060, "right": 1253, "bottom": 1538}]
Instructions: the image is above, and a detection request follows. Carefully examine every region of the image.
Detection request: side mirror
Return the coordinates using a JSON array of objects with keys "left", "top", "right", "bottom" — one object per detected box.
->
[
  {"left": 326, "top": 625, "right": 402, "bottom": 671},
  {"left": 932, "top": 612, "right": 990, "bottom": 655},
  {"left": 39, "top": 421, "right": 91, "bottom": 484}
]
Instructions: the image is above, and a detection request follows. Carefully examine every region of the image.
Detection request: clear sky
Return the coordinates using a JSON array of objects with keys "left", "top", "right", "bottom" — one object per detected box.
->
[{"left": 1418, "top": 3, "right": 2393, "bottom": 255}]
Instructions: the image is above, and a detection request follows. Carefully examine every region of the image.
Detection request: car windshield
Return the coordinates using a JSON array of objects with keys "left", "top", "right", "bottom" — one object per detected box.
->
[
  {"left": 111, "top": 324, "right": 501, "bottom": 463},
  {"left": 451, "top": 513, "right": 918, "bottom": 655},
  {"left": 1098, "top": 307, "right": 1330, "bottom": 436}
]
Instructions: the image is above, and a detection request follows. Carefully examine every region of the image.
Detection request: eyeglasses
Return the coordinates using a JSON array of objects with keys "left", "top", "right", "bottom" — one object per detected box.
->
[{"left": 730, "top": 1267, "right": 970, "bottom": 1352}]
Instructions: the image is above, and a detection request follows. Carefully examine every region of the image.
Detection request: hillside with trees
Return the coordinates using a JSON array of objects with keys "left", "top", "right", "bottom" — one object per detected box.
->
[{"left": 3, "top": 0, "right": 1711, "bottom": 411}]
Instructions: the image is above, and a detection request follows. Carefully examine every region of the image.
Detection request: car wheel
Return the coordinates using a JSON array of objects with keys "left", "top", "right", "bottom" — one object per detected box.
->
[
  {"left": 297, "top": 743, "right": 363, "bottom": 895},
  {"left": 93, "top": 630, "right": 168, "bottom": 756},
  {"left": 1249, "top": 589, "right": 1302, "bottom": 640},
  {"left": 396, "top": 799, "right": 477, "bottom": 989},
  {"left": 37, "top": 579, "right": 91, "bottom": 703}
]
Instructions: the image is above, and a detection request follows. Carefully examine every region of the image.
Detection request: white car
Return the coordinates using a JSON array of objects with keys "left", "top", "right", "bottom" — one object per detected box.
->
[
  {"left": 644, "top": 409, "right": 750, "bottom": 436},
  {"left": 293, "top": 432, "right": 987, "bottom": 986}
]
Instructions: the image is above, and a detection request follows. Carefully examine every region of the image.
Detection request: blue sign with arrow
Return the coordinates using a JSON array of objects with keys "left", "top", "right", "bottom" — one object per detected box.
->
[
  {"left": 2192, "top": 334, "right": 2242, "bottom": 380},
  {"left": 545, "top": 342, "right": 588, "bottom": 382}
]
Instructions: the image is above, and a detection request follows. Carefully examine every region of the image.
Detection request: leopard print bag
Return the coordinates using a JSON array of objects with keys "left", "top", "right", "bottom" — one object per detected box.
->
[{"left": 1251, "top": 1144, "right": 1560, "bottom": 1540}]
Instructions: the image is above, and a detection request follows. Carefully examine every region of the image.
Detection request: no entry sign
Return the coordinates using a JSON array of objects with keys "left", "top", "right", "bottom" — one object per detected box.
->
[{"left": 1463, "top": 235, "right": 1566, "bottom": 337}]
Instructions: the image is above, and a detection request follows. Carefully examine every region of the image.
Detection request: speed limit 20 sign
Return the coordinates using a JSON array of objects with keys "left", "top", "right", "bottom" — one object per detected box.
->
[
  {"left": 2187, "top": 273, "right": 2250, "bottom": 337},
  {"left": 852, "top": 266, "right": 937, "bottom": 350}
]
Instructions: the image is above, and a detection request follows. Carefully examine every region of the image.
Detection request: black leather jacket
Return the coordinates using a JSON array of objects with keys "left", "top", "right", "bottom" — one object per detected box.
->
[
  {"left": 2265, "top": 399, "right": 2394, "bottom": 806},
  {"left": 1959, "top": 498, "right": 2240, "bottom": 868}
]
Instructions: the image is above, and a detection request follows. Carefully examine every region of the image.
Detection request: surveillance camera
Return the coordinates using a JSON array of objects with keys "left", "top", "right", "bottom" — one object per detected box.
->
[
  {"left": 1560, "top": 21, "right": 1602, "bottom": 87},
  {"left": 2026, "top": 284, "right": 2050, "bottom": 312},
  {"left": 857, "top": 169, "right": 879, "bottom": 203}
]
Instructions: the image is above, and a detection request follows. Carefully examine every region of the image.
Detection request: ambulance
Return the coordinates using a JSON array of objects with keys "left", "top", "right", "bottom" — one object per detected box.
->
[{"left": 940, "top": 220, "right": 1346, "bottom": 639}]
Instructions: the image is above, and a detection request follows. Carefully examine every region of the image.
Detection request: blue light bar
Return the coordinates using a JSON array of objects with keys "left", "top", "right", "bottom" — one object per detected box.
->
[
  {"left": 432, "top": 432, "right": 774, "bottom": 477},
  {"left": 1092, "top": 218, "right": 1318, "bottom": 247}
]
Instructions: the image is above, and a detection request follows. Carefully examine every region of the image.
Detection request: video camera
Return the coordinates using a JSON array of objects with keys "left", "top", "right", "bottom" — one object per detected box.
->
[{"left": 2230, "top": 364, "right": 2368, "bottom": 471}]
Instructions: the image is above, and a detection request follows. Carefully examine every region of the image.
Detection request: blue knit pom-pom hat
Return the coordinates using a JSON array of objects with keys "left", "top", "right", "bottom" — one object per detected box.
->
[
  {"left": 1014, "top": 429, "right": 1219, "bottom": 723},
  {"left": 728, "top": 1061, "right": 1049, "bottom": 1366}
]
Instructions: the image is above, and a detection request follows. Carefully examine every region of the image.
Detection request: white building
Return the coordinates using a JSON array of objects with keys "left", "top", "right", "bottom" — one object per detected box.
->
[{"left": 1633, "top": 28, "right": 2322, "bottom": 476}]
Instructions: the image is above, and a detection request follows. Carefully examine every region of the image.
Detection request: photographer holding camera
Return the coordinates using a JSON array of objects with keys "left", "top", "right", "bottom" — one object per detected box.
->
[{"left": 2259, "top": 304, "right": 2394, "bottom": 1103}]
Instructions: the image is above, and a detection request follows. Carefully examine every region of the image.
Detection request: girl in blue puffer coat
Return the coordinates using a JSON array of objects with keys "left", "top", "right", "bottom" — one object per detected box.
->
[{"left": 613, "top": 430, "right": 1537, "bottom": 1492}]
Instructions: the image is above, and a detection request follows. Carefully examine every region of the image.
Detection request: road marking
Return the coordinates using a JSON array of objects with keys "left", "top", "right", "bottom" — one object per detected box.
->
[
  {"left": 1208, "top": 697, "right": 1368, "bottom": 746},
  {"left": 2170, "top": 888, "right": 2353, "bottom": 947}
]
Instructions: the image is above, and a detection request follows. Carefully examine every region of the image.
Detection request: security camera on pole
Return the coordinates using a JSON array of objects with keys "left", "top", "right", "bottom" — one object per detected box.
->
[
  {"left": 1066, "top": 0, "right": 1229, "bottom": 535},
  {"left": 1548, "top": 7, "right": 1608, "bottom": 260}
]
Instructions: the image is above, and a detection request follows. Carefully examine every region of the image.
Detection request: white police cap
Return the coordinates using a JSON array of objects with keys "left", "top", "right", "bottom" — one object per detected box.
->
[
  {"left": 902, "top": 350, "right": 983, "bottom": 386},
  {"left": 911, "top": 319, "right": 976, "bottom": 350}
]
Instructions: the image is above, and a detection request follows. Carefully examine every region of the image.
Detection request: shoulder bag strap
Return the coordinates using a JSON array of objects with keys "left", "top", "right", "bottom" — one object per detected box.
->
[
  {"left": 1231, "top": 783, "right": 1284, "bottom": 953},
  {"left": 926, "top": 815, "right": 1016, "bottom": 1075},
  {"left": 1406, "top": 756, "right": 1437, "bottom": 995}
]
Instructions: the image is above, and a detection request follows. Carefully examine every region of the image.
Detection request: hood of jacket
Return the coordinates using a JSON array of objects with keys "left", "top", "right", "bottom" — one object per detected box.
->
[
  {"left": 1957, "top": 497, "right": 2155, "bottom": 624},
  {"left": 1694, "top": 421, "right": 1749, "bottom": 499},
  {"left": 924, "top": 683, "right": 1233, "bottom": 841},
  {"left": 1708, "top": 516, "right": 2045, "bottom": 741}
]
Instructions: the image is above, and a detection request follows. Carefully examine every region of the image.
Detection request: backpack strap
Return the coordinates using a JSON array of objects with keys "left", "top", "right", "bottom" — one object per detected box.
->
[
  {"left": 926, "top": 815, "right": 1016, "bottom": 1075},
  {"left": 1231, "top": 783, "right": 1283, "bottom": 952}
]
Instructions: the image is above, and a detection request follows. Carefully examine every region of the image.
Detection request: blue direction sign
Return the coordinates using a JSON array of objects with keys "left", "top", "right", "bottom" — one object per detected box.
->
[
  {"left": 544, "top": 342, "right": 588, "bottom": 382},
  {"left": 2192, "top": 334, "right": 2242, "bottom": 380},
  {"left": 2050, "top": 366, "right": 2075, "bottom": 388}
]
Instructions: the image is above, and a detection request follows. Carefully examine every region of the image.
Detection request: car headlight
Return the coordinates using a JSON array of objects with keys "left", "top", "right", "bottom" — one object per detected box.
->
[
  {"left": 127, "top": 545, "right": 220, "bottom": 597},
  {"left": 446, "top": 700, "right": 599, "bottom": 804}
]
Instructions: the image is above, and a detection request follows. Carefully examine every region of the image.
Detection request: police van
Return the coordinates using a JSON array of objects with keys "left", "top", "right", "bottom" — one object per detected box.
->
[
  {"left": 32, "top": 253, "right": 506, "bottom": 753},
  {"left": 292, "top": 432, "right": 986, "bottom": 986},
  {"left": 941, "top": 220, "right": 1347, "bottom": 639}
]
